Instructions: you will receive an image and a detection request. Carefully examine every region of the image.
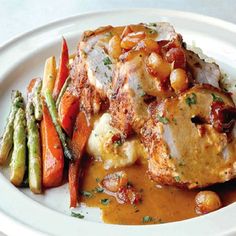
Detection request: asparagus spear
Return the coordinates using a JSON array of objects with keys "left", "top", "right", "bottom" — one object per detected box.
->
[
  {"left": 10, "top": 108, "right": 27, "bottom": 186},
  {"left": 32, "top": 79, "right": 43, "bottom": 121},
  {"left": 56, "top": 76, "right": 71, "bottom": 109},
  {"left": 0, "top": 91, "right": 24, "bottom": 165},
  {"left": 45, "top": 90, "right": 73, "bottom": 161},
  {"left": 26, "top": 102, "right": 42, "bottom": 193}
]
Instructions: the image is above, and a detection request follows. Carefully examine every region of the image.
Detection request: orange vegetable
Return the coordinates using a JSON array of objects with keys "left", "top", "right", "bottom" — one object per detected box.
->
[
  {"left": 42, "top": 56, "right": 57, "bottom": 97},
  {"left": 121, "top": 25, "right": 133, "bottom": 39},
  {"left": 121, "top": 31, "right": 146, "bottom": 50},
  {"left": 69, "top": 111, "right": 91, "bottom": 208},
  {"left": 58, "top": 88, "right": 80, "bottom": 137},
  {"left": 41, "top": 102, "right": 64, "bottom": 188},
  {"left": 53, "top": 38, "right": 69, "bottom": 100},
  {"left": 27, "top": 78, "right": 37, "bottom": 94}
]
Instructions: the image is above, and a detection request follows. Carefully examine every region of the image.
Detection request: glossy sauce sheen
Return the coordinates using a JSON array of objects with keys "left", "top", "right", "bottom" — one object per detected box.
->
[{"left": 80, "top": 159, "right": 236, "bottom": 225}]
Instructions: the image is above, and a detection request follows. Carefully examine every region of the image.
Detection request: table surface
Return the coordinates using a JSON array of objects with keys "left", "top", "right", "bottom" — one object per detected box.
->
[
  {"left": 1, "top": 0, "right": 236, "bottom": 46},
  {"left": 0, "top": 1, "right": 236, "bottom": 235}
]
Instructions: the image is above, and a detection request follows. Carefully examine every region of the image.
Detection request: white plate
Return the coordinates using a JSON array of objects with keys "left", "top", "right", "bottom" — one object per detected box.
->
[{"left": 0, "top": 9, "right": 236, "bottom": 236}]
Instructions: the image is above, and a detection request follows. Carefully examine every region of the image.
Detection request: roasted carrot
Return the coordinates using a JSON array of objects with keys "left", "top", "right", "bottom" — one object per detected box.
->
[
  {"left": 41, "top": 102, "right": 64, "bottom": 188},
  {"left": 53, "top": 38, "right": 69, "bottom": 100},
  {"left": 58, "top": 88, "right": 80, "bottom": 137},
  {"left": 69, "top": 111, "right": 91, "bottom": 208},
  {"left": 27, "top": 78, "right": 37, "bottom": 94}
]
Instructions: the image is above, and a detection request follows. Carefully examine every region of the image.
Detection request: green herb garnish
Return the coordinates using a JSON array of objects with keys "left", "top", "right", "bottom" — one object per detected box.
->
[
  {"left": 100, "top": 198, "right": 110, "bottom": 205},
  {"left": 71, "top": 212, "right": 84, "bottom": 219},
  {"left": 103, "top": 57, "right": 112, "bottom": 65},
  {"left": 185, "top": 93, "right": 197, "bottom": 106},
  {"left": 140, "top": 91, "right": 146, "bottom": 97},
  {"left": 149, "top": 29, "right": 157, "bottom": 34},
  {"left": 142, "top": 216, "right": 153, "bottom": 223},
  {"left": 174, "top": 176, "right": 181, "bottom": 182},
  {"left": 148, "top": 23, "right": 157, "bottom": 27},
  {"left": 133, "top": 204, "right": 139, "bottom": 213},
  {"left": 114, "top": 139, "right": 122, "bottom": 147},
  {"left": 157, "top": 115, "right": 169, "bottom": 124},
  {"left": 211, "top": 93, "right": 224, "bottom": 102},
  {"left": 81, "top": 191, "right": 93, "bottom": 198},
  {"left": 95, "top": 187, "right": 104, "bottom": 193}
]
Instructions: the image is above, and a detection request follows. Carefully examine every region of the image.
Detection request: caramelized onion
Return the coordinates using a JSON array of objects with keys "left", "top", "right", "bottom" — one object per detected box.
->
[
  {"left": 121, "top": 32, "right": 146, "bottom": 50},
  {"left": 195, "top": 191, "right": 222, "bottom": 215},
  {"left": 210, "top": 101, "right": 236, "bottom": 133},
  {"left": 170, "top": 68, "right": 188, "bottom": 92}
]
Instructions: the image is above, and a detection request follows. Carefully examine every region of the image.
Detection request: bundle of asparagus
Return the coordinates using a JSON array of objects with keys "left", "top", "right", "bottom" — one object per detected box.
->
[
  {"left": 0, "top": 38, "right": 89, "bottom": 208},
  {"left": 0, "top": 91, "right": 24, "bottom": 165},
  {"left": 0, "top": 79, "right": 43, "bottom": 193}
]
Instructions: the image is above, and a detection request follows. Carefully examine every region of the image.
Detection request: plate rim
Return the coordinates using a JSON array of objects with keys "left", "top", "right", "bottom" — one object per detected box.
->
[
  {"left": 1, "top": 8, "right": 236, "bottom": 50},
  {"left": 0, "top": 8, "right": 236, "bottom": 236}
]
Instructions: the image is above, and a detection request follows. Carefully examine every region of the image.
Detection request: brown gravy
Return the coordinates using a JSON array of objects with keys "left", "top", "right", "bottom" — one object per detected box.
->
[{"left": 80, "top": 159, "right": 236, "bottom": 225}]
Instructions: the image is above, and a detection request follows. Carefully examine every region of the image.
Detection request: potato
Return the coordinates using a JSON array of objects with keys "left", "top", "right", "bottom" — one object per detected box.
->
[{"left": 86, "top": 113, "right": 147, "bottom": 169}]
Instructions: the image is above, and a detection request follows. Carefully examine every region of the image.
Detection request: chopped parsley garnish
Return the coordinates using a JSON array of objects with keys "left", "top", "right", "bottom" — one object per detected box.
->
[
  {"left": 185, "top": 93, "right": 197, "bottom": 106},
  {"left": 149, "top": 29, "right": 157, "bottom": 34},
  {"left": 142, "top": 216, "right": 163, "bottom": 224},
  {"left": 95, "top": 177, "right": 100, "bottom": 183},
  {"left": 142, "top": 216, "right": 153, "bottom": 223},
  {"left": 211, "top": 93, "right": 224, "bottom": 102},
  {"left": 95, "top": 187, "right": 104, "bottom": 193},
  {"left": 71, "top": 212, "right": 84, "bottom": 219},
  {"left": 114, "top": 139, "right": 122, "bottom": 147},
  {"left": 140, "top": 91, "right": 146, "bottom": 97},
  {"left": 133, "top": 204, "right": 139, "bottom": 213},
  {"left": 100, "top": 198, "right": 110, "bottom": 205},
  {"left": 81, "top": 190, "right": 93, "bottom": 198},
  {"left": 103, "top": 57, "right": 112, "bottom": 65},
  {"left": 174, "top": 176, "right": 181, "bottom": 182},
  {"left": 148, "top": 23, "right": 157, "bottom": 27},
  {"left": 157, "top": 114, "right": 169, "bottom": 124}
]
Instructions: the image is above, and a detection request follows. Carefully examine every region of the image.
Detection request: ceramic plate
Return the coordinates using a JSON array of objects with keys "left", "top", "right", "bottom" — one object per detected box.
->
[{"left": 0, "top": 9, "right": 236, "bottom": 236}]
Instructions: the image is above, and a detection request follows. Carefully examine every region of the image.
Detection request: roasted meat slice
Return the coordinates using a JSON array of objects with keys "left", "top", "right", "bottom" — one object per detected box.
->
[
  {"left": 69, "top": 22, "right": 236, "bottom": 189},
  {"left": 142, "top": 85, "right": 236, "bottom": 189},
  {"left": 185, "top": 49, "right": 221, "bottom": 88},
  {"left": 109, "top": 23, "right": 182, "bottom": 135}
]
